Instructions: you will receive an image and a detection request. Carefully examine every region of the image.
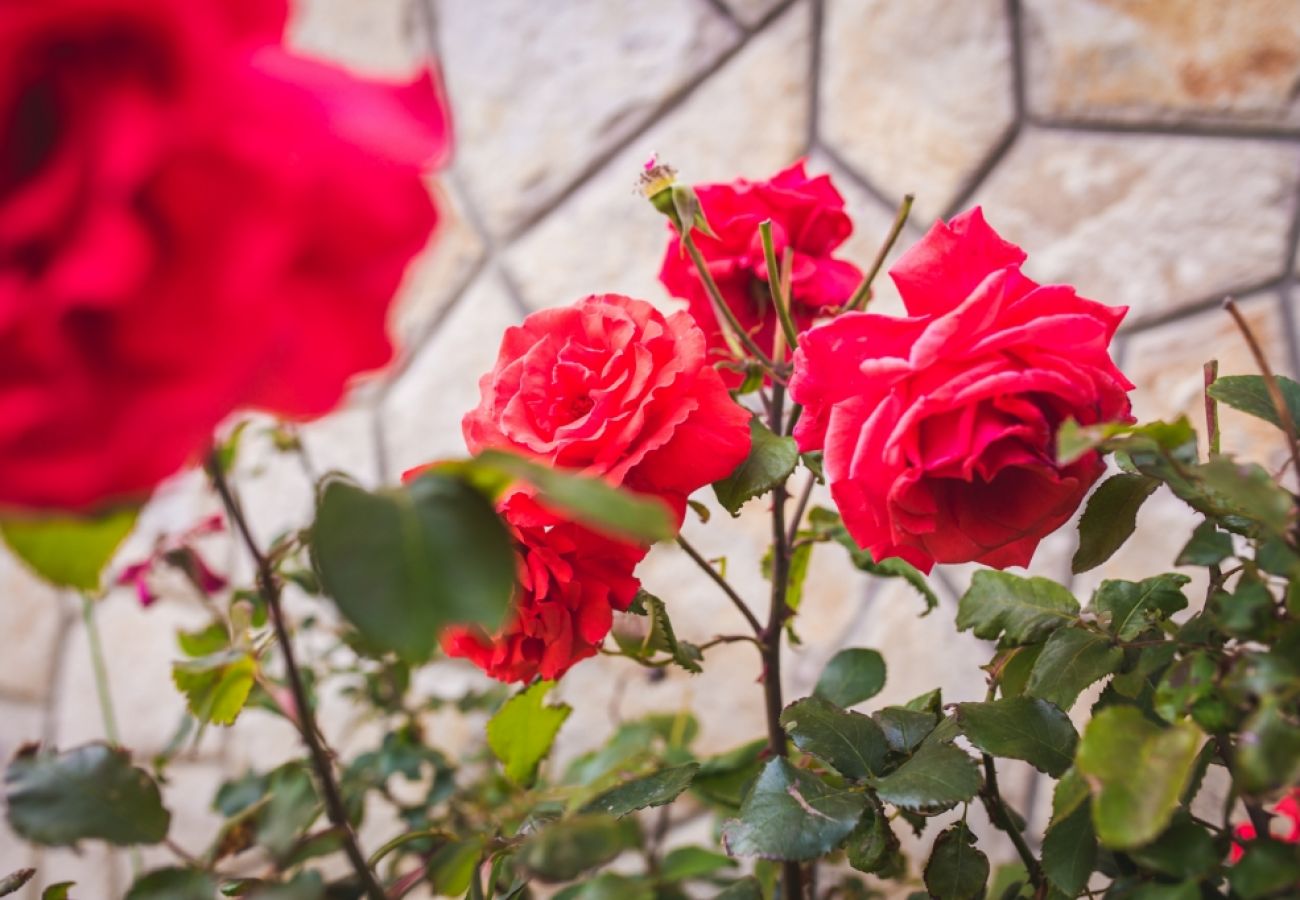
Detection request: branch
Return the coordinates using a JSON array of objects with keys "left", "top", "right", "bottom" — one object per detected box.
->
[
  {"left": 979, "top": 753, "right": 1044, "bottom": 890},
  {"left": 675, "top": 535, "right": 763, "bottom": 635},
  {"left": 846, "top": 194, "right": 914, "bottom": 312},
  {"left": 682, "top": 231, "right": 785, "bottom": 374},
  {"left": 1223, "top": 298, "right": 1300, "bottom": 494}
]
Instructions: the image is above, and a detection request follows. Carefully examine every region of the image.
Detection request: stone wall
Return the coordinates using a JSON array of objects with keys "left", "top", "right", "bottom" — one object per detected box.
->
[{"left": 3, "top": 0, "right": 1300, "bottom": 896}]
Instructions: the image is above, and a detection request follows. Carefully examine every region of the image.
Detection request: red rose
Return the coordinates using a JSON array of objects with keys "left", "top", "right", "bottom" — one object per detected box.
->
[
  {"left": 658, "top": 160, "right": 862, "bottom": 378},
  {"left": 462, "top": 294, "right": 751, "bottom": 518},
  {"left": 0, "top": 0, "right": 449, "bottom": 510},
  {"left": 789, "top": 208, "right": 1133, "bottom": 572},
  {"left": 440, "top": 496, "right": 645, "bottom": 683},
  {"left": 1231, "top": 788, "right": 1300, "bottom": 863}
]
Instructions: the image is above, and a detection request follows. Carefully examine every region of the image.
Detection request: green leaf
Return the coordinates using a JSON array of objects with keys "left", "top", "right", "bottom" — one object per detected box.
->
[
  {"left": 873, "top": 706, "right": 939, "bottom": 755},
  {"left": 806, "top": 508, "right": 936, "bottom": 613},
  {"left": 954, "top": 698, "right": 1078, "bottom": 776},
  {"left": 1128, "top": 815, "right": 1217, "bottom": 880},
  {"left": 1025, "top": 627, "right": 1123, "bottom": 711},
  {"left": 1207, "top": 374, "right": 1300, "bottom": 432},
  {"left": 1175, "top": 520, "right": 1233, "bottom": 566},
  {"left": 487, "top": 681, "right": 571, "bottom": 786},
  {"left": 1041, "top": 798, "right": 1095, "bottom": 896},
  {"left": 713, "top": 878, "right": 763, "bottom": 900},
  {"left": 1057, "top": 417, "right": 1196, "bottom": 467},
  {"left": 40, "top": 886, "right": 73, "bottom": 900},
  {"left": 1090, "top": 574, "right": 1190, "bottom": 642},
  {"left": 1154, "top": 652, "right": 1218, "bottom": 724},
  {"left": 720, "top": 758, "right": 865, "bottom": 860},
  {"left": 813, "top": 648, "right": 886, "bottom": 708},
  {"left": 1075, "top": 706, "right": 1204, "bottom": 849},
  {"left": 780, "top": 697, "right": 890, "bottom": 780},
  {"left": 712, "top": 418, "right": 798, "bottom": 516},
  {"left": 660, "top": 846, "right": 736, "bottom": 881},
  {"left": 470, "top": 450, "right": 674, "bottom": 543},
  {"left": 1072, "top": 474, "right": 1159, "bottom": 573},
  {"left": 1193, "top": 456, "right": 1294, "bottom": 537},
  {"left": 923, "top": 822, "right": 989, "bottom": 900},
  {"left": 640, "top": 591, "right": 703, "bottom": 674},
  {"left": 0, "top": 506, "right": 137, "bottom": 592},
  {"left": 1228, "top": 838, "right": 1300, "bottom": 899},
  {"left": 246, "top": 870, "right": 325, "bottom": 900},
  {"left": 5, "top": 744, "right": 169, "bottom": 846},
  {"left": 124, "top": 868, "right": 216, "bottom": 900},
  {"left": 871, "top": 740, "right": 980, "bottom": 813},
  {"left": 844, "top": 799, "right": 901, "bottom": 875},
  {"left": 580, "top": 763, "right": 699, "bottom": 817},
  {"left": 518, "top": 814, "right": 632, "bottom": 882},
  {"left": 311, "top": 473, "right": 515, "bottom": 662},
  {"left": 554, "top": 874, "right": 654, "bottom": 900},
  {"left": 1234, "top": 698, "right": 1300, "bottom": 794},
  {"left": 256, "top": 764, "right": 320, "bottom": 861},
  {"left": 171, "top": 650, "right": 255, "bottom": 726},
  {"left": 956, "top": 570, "right": 1079, "bottom": 644},
  {"left": 427, "top": 836, "right": 485, "bottom": 895}
]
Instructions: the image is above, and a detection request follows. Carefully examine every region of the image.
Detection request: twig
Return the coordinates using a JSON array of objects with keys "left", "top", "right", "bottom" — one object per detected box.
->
[
  {"left": 1204, "top": 360, "right": 1221, "bottom": 457},
  {"left": 1223, "top": 298, "right": 1300, "bottom": 493},
  {"left": 760, "top": 220, "right": 800, "bottom": 351},
  {"left": 682, "top": 231, "right": 785, "bottom": 373},
  {"left": 979, "top": 753, "right": 1044, "bottom": 889},
  {"left": 785, "top": 472, "right": 817, "bottom": 548},
  {"left": 847, "top": 194, "right": 914, "bottom": 312},
  {"left": 675, "top": 535, "right": 763, "bottom": 635},
  {"left": 205, "top": 452, "right": 386, "bottom": 900}
]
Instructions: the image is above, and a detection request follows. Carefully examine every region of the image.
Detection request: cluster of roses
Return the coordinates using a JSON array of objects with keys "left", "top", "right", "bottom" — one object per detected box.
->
[{"left": 432, "top": 162, "right": 1134, "bottom": 683}]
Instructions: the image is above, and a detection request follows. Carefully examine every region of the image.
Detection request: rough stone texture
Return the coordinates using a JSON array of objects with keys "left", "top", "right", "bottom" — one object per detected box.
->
[
  {"left": 1024, "top": 0, "right": 1300, "bottom": 129},
  {"left": 974, "top": 130, "right": 1299, "bottom": 323},
  {"left": 435, "top": 0, "right": 739, "bottom": 238},
  {"left": 819, "top": 0, "right": 1015, "bottom": 222},
  {"left": 721, "top": 0, "right": 789, "bottom": 28}
]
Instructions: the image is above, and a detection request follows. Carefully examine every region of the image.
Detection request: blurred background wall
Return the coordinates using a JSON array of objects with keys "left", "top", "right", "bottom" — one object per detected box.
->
[{"left": 2, "top": 0, "right": 1299, "bottom": 896}]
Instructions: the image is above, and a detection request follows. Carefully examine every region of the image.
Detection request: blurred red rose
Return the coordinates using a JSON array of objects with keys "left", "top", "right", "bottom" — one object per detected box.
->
[
  {"left": 463, "top": 293, "right": 751, "bottom": 520},
  {"left": 0, "top": 0, "right": 449, "bottom": 510},
  {"left": 1231, "top": 788, "right": 1300, "bottom": 863},
  {"left": 658, "top": 160, "right": 862, "bottom": 379},
  {"left": 440, "top": 496, "right": 645, "bottom": 683},
  {"left": 789, "top": 208, "right": 1132, "bottom": 572}
]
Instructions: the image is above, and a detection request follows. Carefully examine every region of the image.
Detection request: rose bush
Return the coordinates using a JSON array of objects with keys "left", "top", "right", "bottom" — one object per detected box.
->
[
  {"left": 658, "top": 161, "right": 861, "bottom": 376},
  {"left": 463, "top": 293, "right": 751, "bottom": 521},
  {"left": 0, "top": 0, "right": 448, "bottom": 511},
  {"left": 789, "top": 207, "right": 1133, "bottom": 571}
]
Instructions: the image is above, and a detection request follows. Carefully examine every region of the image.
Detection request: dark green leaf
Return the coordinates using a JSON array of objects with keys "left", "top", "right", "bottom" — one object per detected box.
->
[
  {"left": 256, "top": 765, "right": 319, "bottom": 861},
  {"left": 487, "top": 681, "right": 571, "bottom": 786},
  {"left": 580, "top": 763, "right": 699, "bottom": 817},
  {"left": 1072, "top": 474, "right": 1159, "bottom": 573},
  {"left": 1228, "top": 838, "right": 1300, "bottom": 899},
  {"left": 1128, "top": 815, "right": 1217, "bottom": 880},
  {"left": 659, "top": 846, "right": 736, "bottom": 881},
  {"left": 641, "top": 591, "right": 703, "bottom": 674},
  {"left": 1207, "top": 374, "right": 1300, "bottom": 432},
  {"left": 171, "top": 650, "right": 255, "bottom": 726},
  {"left": 311, "top": 474, "right": 515, "bottom": 662},
  {"left": 1041, "top": 800, "right": 1095, "bottom": 896},
  {"left": 1025, "top": 627, "right": 1123, "bottom": 711},
  {"left": 954, "top": 698, "right": 1078, "bottom": 776},
  {"left": 0, "top": 506, "right": 137, "bottom": 591},
  {"left": 1210, "top": 577, "right": 1276, "bottom": 641},
  {"left": 125, "top": 868, "right": 216, "bottom": 900},
  {"left": 1193, "top": 456, "right": 1294, "bottom": 537},
  {"left": 246, "top": 870, "right": 324, "bottom": 900},
  {"left": 554, "top": 874, "right": 654, "bottom": 900},
  {"left": 1090, "top": 574, "right": 1190, "bottom": 642},
  {"left": 956, "top": 570, "right": 1079, "bottom": 644},
  {"left": 1234, "top": 698, "right": 1300, "bottom": 794},
  {"left": 923, "top": 822, "right": 989, "bottom": 900},
  {"left": 720, "top": 758, "right": 865, "bottom": 860},
  {"left": 813, "top": 648, "right": 886, "bottom": 708},
  {"left": 996, "top": 645, "right": 1042, "bottom": 699},
  {"left": 5, "top": 744, "right": 169, "bottom": 847},
  {"left": 806, "top": 508, "right": 937, "bottom": 613},
  {"left": 845, "top": 799, "right": 901, "bottom": 875},
  {"left": 871, "top": 741, "right": 980, "bottom": 813},
  {"left": 873, "top": 706, "right": 939, "bottom": 755},
  {"left": 712, "top": 419, "right": 799, "bottom": 516},
  {"left": 1176, "top": 520, "right": 1234, "bottom": 566},
  {"left": 1153, "top": 652, "right": 1218, "bottom": 725},
  {"left": 712, "top": 878, "right": 763, "bottom": 900},
  {"left": 1075, "top": 706, "right": 1204, "bottom": 849},
  {"left": 518, "top": 814, "right": 632, "bottom": 882},
  {"left": 427, "top": 836, "right": 485, "bottom": 895},
  {"left": 780, "top": 697, "right": 890, "bottom": 780},
  {"left": 1127, "top": 881, "right": 1200, "bottom": 900}
]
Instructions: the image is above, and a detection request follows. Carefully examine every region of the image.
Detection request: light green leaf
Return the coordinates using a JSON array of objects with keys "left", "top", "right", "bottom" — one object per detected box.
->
[
  {"left": 1057, "top": 417, "right": 1196, "bottom": 467},
  {"left": 721, "top": 758, "right": 865, "bottom": 860},
  {"left": 171, "top": 650, "right": 255, "bottom": 726},
  {"left": 780, "top": 696, "right": 890, "bottom": 780},
  {"left": 5, "top": 744, "right": 169, "bottom": 846},
  {"left": 712, "top": 419, "right": 798, "bottom": 516},
  {"left": 871, "top": 741, "right": 980, "bottom": 813},
  {"left": 923, "top": 822, "right": 989, "bottom": 900},
  {"left": 1025, "top": 627, "right": 1123, "bottom": 711},
  {"left": 311, "top": 473, "right": 515, "bottom": 662},
  {"left": 40, "top": 886, "right": 74, "bottom": 900},
  {"left": 954, "top": 697, "right": 1078, "bottom": 776},
  {"left": 1072, "top": 473, "right": 1159, "bottom": 573},
  {"left": 427, "top": 836, "right": 485, "bottom": 895},
  {"left": 487, "top": 681, "right": 571, "bottom": 786},
  {"left": 813, "top": 648, "right": 886, "bottom": 708},
  {"left": 1090, "top": 574, "right": 1190, "bottom": 642},
  {"left": 1, "top": 506, "right": 137, "bottom": 592},
  {"left": 956, "top": 570, "right": 1079, "bottom": 644},
  {"left": 580, "top": 763, "right": 699, "bottom": 817}
]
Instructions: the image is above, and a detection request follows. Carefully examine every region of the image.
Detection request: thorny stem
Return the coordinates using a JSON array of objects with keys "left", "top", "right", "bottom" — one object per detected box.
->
[
  {"left": 205, "top": 452, "right": 387, "bottom": 900},
  {"left": 1204, "top": 360, "right": 1221, "bottom": 457},
  {"left": 786, "top": 471, "right": 817, "bottom": 547},
  {"left": 847, "top": 194, "right": 914, "bottom": 312},
  {"left": 682, "top": 231, "right": 785, "bottom": 373},
  {"left": 980, "top": 753, "right": 1044, "bottom": 889},
  {"left": 675, "top": 535, "right": 763, "bottom": 635}
]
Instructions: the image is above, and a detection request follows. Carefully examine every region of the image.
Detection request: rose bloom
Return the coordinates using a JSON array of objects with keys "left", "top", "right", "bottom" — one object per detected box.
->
[
  {"left": 463, "top": 293, "right": 751, "bottom": 520},
  {"left": 658, "top": 161, "right": 862, "bottom": 377},
  {"left": 1231, "top": 788, "right": 1300, "bottom": 863},
  {"left": 789, "top": 208, "right": 1132, "bottom": 572},
  {"left": 0, "top": 0, "right": 449, "bottom": 510},
  {"left": 439, "top": 496, "right": 645, "bottom": 683}
]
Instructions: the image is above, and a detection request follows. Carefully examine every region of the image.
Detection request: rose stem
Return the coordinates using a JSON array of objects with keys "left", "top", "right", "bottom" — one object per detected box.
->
[
  {"left": 846, "top": 193, "right": 914, "bottom": 313},
  {"left": 675, "top": 535, "right": 762, "bottom": 636},
  {"left": 785, "top": 473, "right": 817, "bottom": 548},
  {"left": 765, "top": 379, "right": 805, "bottom": 900},
  {"left": 977, "top": 683, "right": 1043, "bottom": 888},
  {"left": 681, "top": 231, "right": 784, "bottom": 374},
  {"left": 759, "top": 220, "right": 800, "bottom": 351},
  {"left": 1204, "top": 360, "right": 1221, "bottom": 457},
  {"left": 1223, "top": 297, "right": 1300, "bottom": 497},
  {"left": 205, "top": 452, "right": 387, "bottom": 900}
]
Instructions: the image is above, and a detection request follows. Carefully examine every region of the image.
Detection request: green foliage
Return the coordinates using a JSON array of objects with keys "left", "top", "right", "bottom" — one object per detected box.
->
[
  {"left": 871, "top": 740, "right": 980, "bottom": 813},
  {"left": 171, "top": 649, "right": 256, "bottom": 726},
  {"left": 487, "top": 681, "right": 571, "bottom": 786},
  {"left": 124, "top": 868, "right": 216, "bottom": 899},
  {"left": 780, "top": 696, "right": 889, "bottom": 780},
  {"left": 923, "top": 822, "right": 989, "bottom": 900},
  {"left": 956, "top": 570, "right": 1079, "bottom": 644},
  {"left": 518, "top": 814, "right": 635, "bottom": 882},
  {"left": 0, "top": 506, "right": 137, "bottom": 591},
  {"left": 1072, "top": 473, "right": 1159, "bottom": 573},
  {"left": 580, "top": 763, "right": 699, "bottom": 817},
  {"left": 954, "top": 698, "right": 1078, "bottom": 776},
  {"left": 311, "top": 472, "right": 515, "bottom": 662},
  {"left": 5, "top": 744, "right": 170, "bottom": 846},
  {"left": 1024, "top": 627, "right": 1124, "bottom": 711},
  {"left": 1206, "top": 373, "right": 1300, "bottom": 432},
  {"left": 721, "top": 758, "right": 865, "bottom": 860},
  {"left": 813, "top": 647, "right": 886, "bottom": 707},
  {"left": 712, "top": 418, "right": 799, "bottom": 515}
]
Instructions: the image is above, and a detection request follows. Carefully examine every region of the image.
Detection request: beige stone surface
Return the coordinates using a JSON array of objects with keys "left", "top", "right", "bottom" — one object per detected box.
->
[
  {"left": 504, "top": 1, "right": 812, "bottom": 312},
  {"left": 1023, "top": 0, "right": 1300, "bottom": 128},
  {"left": 436, "top": 0, "right": 739, "bottom": 238},
  {"left": 0, "top": 700, "right": 43, "bottom": 900},
  {"left": 0, "top": 555, "right": 67, "bottom": 703},
  {"left": 289, "top": 0, "right": 426, "bottom": 77},
  {"left": 973, "top": 130, "right": 1299, "bottom": 323},
  {"left": 819, "top": 0, "right": 1015, "bottom": 222},
  {"left": 721, "top": 0, "right": 790, "bottom": 27}
]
